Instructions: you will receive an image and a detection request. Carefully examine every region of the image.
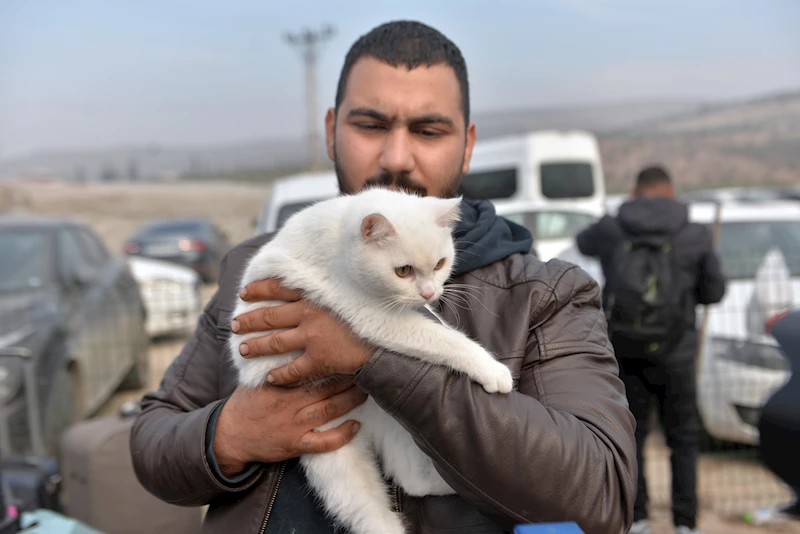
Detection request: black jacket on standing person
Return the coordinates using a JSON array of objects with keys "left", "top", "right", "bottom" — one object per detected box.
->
[{"left": 576, "top": 196, "right": 727, "bottom": 354}]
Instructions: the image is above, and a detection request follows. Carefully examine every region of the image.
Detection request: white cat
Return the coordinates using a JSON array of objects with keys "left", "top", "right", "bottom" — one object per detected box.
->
[{"left": 228, "top": 187, "right": 513, "bottom": 534}]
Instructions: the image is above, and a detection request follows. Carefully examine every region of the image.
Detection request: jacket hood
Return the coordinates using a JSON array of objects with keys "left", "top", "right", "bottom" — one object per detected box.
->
[
  {"left": 451, "top": 199, "right": 534, "bottom": 277},
  {"left": 617, "top": 196, "right": 689, "bottom": 236}
]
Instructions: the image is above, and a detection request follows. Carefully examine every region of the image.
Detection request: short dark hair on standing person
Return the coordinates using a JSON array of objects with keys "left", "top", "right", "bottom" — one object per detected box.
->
[
  {"left": 334, "top": 20, "right": 471, "bottom": 124},
  {"left": 635, "top": 165, "right": 672, "bottom": 190}
]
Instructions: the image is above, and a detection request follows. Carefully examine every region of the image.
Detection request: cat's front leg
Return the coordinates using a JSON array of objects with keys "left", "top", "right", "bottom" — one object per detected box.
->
[{"left": 361, "top": 311, "right": 513, "bottom": 394}]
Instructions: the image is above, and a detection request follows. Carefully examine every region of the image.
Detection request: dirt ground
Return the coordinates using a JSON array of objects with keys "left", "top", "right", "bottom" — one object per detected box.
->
[{"left": 7, "top": 181, "right": 800, "bottom": 533}]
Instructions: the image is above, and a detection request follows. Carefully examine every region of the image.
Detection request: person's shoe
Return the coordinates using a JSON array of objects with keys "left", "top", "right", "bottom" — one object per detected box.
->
[
  {"left": 675, "top": 526, "right": 704, "bottom": 534},
  {"left": 628, "top": 520, "right": 650, "bottom": 534}
]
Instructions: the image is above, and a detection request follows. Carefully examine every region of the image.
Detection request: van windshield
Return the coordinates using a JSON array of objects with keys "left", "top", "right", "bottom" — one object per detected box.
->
[
  {"left": 276, "top": 201, "right": 318, "bottom": 231},
  {"left": 540, "top": 162, "right": 595, "bottom": 199},
  {"left": 458, "top": 168, "right": 517, "bottom": 200}
]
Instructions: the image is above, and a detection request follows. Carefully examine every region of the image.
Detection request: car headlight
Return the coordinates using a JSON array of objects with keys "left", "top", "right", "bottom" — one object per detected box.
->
[{"left": 712, "top": 338, "right": 790, "bottom": 372}]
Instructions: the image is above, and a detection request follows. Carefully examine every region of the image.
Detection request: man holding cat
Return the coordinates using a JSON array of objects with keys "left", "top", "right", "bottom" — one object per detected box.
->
[{"left": 131, "top": 20, "right": 637, "bottom": 534}]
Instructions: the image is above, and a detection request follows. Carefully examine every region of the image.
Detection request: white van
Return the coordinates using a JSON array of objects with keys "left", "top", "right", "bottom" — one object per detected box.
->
[
  {"left": 459, "top": 130, "right": 607, "bottom": 216},
  {"left": 254, "top": 130, "right": 607, "bottom": 236},
  {"left": 254, "top": 171, "right": 339, "bottom": 235}
]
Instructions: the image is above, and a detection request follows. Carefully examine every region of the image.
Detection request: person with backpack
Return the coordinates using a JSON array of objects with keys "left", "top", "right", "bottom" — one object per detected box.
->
[{"left": 575, "top": 165, "right": 726, "bottom": 534}]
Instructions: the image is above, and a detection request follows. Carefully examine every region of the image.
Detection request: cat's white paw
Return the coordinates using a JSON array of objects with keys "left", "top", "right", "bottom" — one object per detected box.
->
[
  {"left": 360, "top": 511, "right": 407, "bottom": 534},
  {"left": 478, "top": 360, "right": 514, "bottom": 394}
]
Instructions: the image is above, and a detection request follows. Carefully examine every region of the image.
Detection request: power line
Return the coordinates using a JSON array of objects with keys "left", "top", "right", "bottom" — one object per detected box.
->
[{"left": 283, "top": 24, "right": 336, "bottom": 171}]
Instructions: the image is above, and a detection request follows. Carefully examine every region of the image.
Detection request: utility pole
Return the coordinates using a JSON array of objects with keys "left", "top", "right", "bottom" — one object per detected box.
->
[{"left": 283, "top": 24, "right": 336, "bottom": 171}]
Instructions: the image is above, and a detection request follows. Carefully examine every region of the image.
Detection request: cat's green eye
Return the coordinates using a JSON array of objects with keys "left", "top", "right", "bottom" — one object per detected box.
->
[
  {"left": 395, "top": 265, "right": 412, "bottom": 277},
  {"left": 434, "top": 258, "right": 446, "bottom": 270}
]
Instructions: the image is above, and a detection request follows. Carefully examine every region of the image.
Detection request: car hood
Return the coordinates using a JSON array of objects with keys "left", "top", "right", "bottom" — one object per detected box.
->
[
  {"left": 535, "top": 238, "right": 575, "bottom": 263},
  {"left": 126, "top": 256, "right": 199, "bottom": 284}
]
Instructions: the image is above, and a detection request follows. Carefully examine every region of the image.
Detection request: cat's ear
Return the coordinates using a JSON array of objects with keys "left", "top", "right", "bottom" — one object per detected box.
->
[
  {"left": 433, "top": 196, "right": 462, "bottom": 228},
  {"left": 361, "top": 213, "right": 397, "bottom": 244}
]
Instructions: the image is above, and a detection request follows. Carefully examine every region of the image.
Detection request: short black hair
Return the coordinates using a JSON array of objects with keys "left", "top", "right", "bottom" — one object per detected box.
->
[
  {"left": 335, "top": 20, "right": 470, "bottom": 125},
  {"left": 635, "top": 165, "right": 672, "bottom": 189}
]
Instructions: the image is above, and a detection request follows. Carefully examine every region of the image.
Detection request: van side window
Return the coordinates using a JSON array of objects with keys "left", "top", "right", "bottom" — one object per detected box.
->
[
  {"left": 458, "top": 168, "right": 518, "bottom": 200},
  {"left": 540, "top": 163, "right": 595, "bottom": 199}
]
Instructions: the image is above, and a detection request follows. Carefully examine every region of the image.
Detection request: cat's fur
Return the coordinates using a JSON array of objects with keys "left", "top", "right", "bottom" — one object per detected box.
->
[{"left": 228, "top": 187, "right": 513, "bottom": 534}]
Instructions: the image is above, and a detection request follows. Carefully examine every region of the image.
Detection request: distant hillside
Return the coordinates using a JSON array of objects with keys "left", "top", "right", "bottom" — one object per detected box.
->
[
  {"left": 0, "top": 139, "right": 321, "bottom": 183},
  {"left": 1, "top": 91, "right": 798, "bottom": 193},
  {"left": 599, "top": 91, "right": 800, "bottom": 192},
  {"left": 471, "top": 100, "right": 703, "bottom": 139},
  {"left": 0, "top": 99, "right": 704, "bottom": 183}
]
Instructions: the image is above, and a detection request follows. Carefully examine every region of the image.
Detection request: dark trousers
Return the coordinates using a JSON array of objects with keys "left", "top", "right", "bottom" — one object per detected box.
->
[{"left": 614, "top": 332, "right": 701, "bottom": 529}]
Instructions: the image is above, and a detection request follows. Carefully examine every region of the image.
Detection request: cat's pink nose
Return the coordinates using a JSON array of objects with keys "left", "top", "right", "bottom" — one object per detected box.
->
[
  {"left": 419, "top": 281, "right": 436, "bottom": 301},
  {"left": 419, "top": 283, "right": 436, "bottom": 300}
]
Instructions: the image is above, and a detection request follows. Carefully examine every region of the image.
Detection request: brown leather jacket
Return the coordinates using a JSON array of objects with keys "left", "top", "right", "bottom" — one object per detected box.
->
[{"left": 130, "top": 233, "right": 637, "bottom": 534}]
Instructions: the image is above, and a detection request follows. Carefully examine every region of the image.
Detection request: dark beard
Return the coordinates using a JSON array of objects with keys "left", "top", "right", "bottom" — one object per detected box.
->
[{"left": 334, "top": 148, "right": 462, "bottom": 199}]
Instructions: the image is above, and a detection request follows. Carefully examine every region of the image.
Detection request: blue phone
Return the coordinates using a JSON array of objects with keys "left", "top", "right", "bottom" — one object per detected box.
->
[{"left": 514, "top": 522, "right": 585, "bottom": 534}]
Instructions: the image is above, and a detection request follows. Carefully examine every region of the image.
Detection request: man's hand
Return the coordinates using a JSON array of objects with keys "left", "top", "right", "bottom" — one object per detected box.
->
[
  {"left": 213, "top": 376, "right": 367, "bottom": 477},
  {"left": 231, "top": 278, "right": 376, "bottom": 385}
]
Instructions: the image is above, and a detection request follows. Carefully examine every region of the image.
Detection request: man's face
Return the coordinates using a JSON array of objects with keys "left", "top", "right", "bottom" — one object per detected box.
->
[{"left": 326, "top": 57, "right": 476, "bottom": 198}]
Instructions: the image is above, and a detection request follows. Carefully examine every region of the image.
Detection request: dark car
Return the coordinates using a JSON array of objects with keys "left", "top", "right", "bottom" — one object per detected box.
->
[
  {"left": 123, "top": 217, "right": 230, "bottom": 283},
  {"left": 756, "top": 309, "right": 800, "bottom": 522},
  {"left": 0, "top": 215, "right": 149, "bottom": 456}
]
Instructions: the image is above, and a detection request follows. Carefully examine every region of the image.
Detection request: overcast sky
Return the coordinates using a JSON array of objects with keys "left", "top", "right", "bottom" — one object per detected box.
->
[{"left": 1, "top": 0, "right": 798, "bottom": 159}]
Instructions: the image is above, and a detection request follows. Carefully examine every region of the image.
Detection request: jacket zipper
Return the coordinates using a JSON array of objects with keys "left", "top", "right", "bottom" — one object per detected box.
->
[
  {"left": 259, "top": 461, "right": 287, "bottom": 534},
  {"left": 392, "top": 482, "right": 400, "bottom": 512}
]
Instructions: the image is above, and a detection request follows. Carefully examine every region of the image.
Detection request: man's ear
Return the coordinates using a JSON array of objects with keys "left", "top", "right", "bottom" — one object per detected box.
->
[
  {"left": 325, "top": 107, "right": 336, "bottom": 162},
  {"left": 361, "top": 213, "right": 397, "bottom": 244},
  {"left": 461, "top": 122, "right": 477, "bottom": 176}
]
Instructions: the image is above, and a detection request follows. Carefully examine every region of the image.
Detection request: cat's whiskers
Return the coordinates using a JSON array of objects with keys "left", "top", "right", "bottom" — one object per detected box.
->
[
  {"left": 444, "top": 283, "right": 486, "bottom": 294},
  {"left": 453, "top": 248, "right": 480, "bottom": 258},
  {"left": 442, "top": 286, "right": 479, "bottom": 301},
  {"left": 453, "top": 240, "right": 484, "bottom": 258},
  {"left": 442, "top": 286, "right": 499, "bottom": 318},
  {"left": 442, "top": 285, "right": 486, "bottom": 305},
  {"left": 439, "top": 293, "right": 470, "bottom": 317},
  {"left": 376, "top": 296, "right": 408, "bottom": 315},
  {"left": 439, "top": 290, "right": 472, "bottom": 311},
  {"left": 436, "top": 296, "right": 462, "bottom": 329}
]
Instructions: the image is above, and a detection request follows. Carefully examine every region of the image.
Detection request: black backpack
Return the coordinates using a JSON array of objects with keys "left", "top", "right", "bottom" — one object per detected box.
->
[{"left": 606, "top": 231, "right": 686, "bottom": 356}]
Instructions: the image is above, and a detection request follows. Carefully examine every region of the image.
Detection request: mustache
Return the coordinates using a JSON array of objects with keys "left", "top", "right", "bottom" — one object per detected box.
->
[{"left": 363, "top": 172, "right": 428, "bottom": 197}]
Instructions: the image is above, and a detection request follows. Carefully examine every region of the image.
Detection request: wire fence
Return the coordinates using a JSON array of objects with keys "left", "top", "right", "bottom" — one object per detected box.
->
[{"left": 0, "top": 222, "right": 797, "bottom": 532}]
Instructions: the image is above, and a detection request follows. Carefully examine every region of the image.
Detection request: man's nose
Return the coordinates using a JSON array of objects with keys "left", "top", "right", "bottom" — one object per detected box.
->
[{"left": 378, "top": 130, "right": 415, "bottom": 175}]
